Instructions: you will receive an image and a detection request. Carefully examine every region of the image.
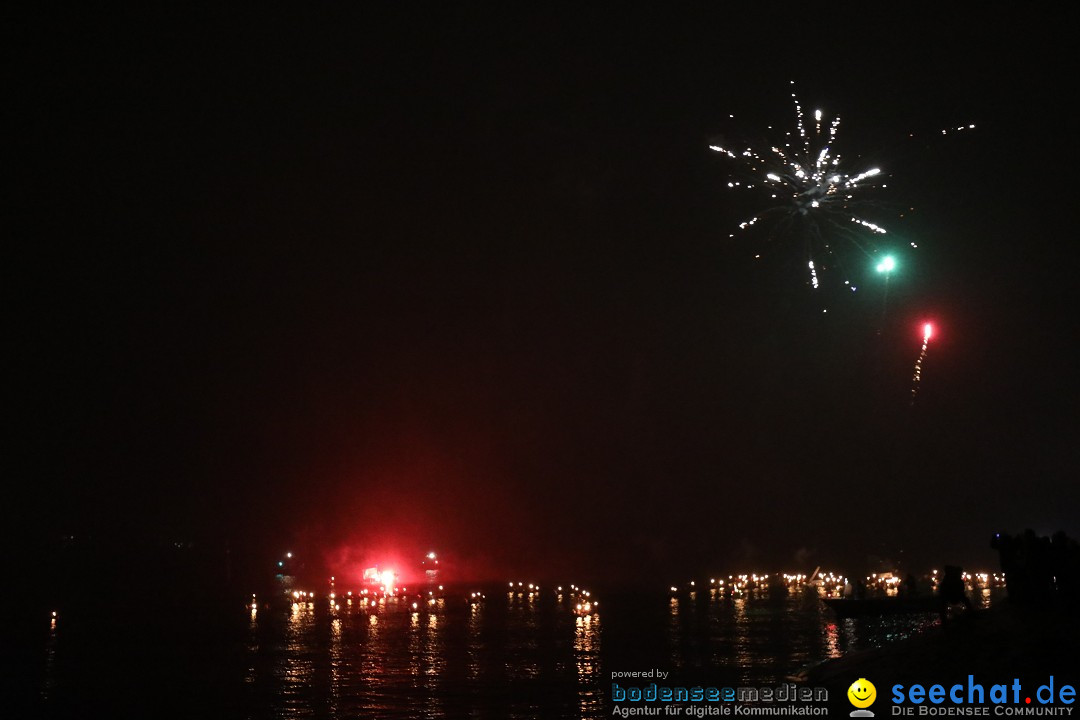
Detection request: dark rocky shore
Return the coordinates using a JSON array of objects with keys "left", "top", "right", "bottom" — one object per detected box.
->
[{"left": 797, "top": 603, "right": 1078, "bottom": 707}]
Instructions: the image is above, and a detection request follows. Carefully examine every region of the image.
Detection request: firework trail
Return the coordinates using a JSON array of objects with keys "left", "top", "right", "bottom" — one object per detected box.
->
[{"left": 910, "top": 322, "right": 933, "bottom": 403}]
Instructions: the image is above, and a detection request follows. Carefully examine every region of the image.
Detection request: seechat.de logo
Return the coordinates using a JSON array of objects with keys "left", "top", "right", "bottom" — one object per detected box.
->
[{"left": 849, "top": 678, "right": 877, "bottom": 717}]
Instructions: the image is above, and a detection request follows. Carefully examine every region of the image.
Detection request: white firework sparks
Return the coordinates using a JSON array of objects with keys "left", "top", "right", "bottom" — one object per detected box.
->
[{"left": 710, "top": 81, "right": 891, "bottom": 289}]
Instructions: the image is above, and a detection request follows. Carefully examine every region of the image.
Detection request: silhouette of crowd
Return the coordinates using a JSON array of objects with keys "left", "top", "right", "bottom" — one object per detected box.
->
[{"left": 991, "top": 529, "right": 1080, "bottom": 605}]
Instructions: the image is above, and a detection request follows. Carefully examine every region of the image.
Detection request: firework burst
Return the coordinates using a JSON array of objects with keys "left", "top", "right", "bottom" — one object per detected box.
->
[{"left": 710, "top": 81, "right": 892, "bottom": 291}]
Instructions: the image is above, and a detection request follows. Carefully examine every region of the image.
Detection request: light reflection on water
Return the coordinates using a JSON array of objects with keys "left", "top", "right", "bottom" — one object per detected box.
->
[
  {"left": 731, "top": 595, "right": 752, "bottom": 681},
  {"left": 506, "top": 589, "right": 540, "bottom": 683},
  {"left": 574, "top": 613, "right": 602, "bottom": 717},
  {"left": 667, "top": 596, "right": 683, "bottom": 671},
  {"left": 660, "top": 586, "right": 998, "bottom": 686},
  {"left": 329, "top": 616, "right": 342, "bottom": 717},
  {"left": 37, "top": 586, "right": 1002, "bottom": 719},
  {"left": 279, "top": 602, "right": 317, "bottom": 718},
  {"left": 466, "top": 602, "right": 481, "bottom": 683},
  {"left": 41, "top": 616, "right": 58, "bottom": 702},
  {"left": 251, "top": 588, "right": 998, "bottom": 717}
]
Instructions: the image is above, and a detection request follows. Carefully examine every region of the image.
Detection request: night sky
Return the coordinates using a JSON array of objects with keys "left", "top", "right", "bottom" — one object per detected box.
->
[{"left": 11, "top": 7, "right": 1078, "bottom": 584}]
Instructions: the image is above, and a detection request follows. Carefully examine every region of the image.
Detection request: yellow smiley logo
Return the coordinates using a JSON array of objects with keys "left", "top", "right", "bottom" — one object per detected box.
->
[{"left": 847, "top": 678, "right": 876, "bottom": 709}]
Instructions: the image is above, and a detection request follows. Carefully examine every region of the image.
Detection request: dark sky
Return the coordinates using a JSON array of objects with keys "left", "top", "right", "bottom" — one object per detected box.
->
[{"left": 11, "top": 7, "right": 1078, "bottom": 582}]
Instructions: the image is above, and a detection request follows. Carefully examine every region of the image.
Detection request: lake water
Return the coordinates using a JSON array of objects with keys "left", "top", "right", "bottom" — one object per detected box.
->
[{"left": 31, "top": 584, "right": 1002, "bottom": 718}]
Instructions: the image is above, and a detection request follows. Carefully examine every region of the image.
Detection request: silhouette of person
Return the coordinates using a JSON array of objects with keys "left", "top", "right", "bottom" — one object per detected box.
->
[{"left": 939, "top": 565, "right": 974, "bottom": 614}]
